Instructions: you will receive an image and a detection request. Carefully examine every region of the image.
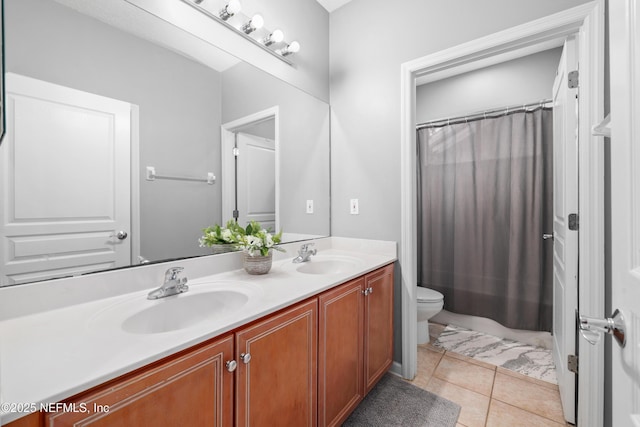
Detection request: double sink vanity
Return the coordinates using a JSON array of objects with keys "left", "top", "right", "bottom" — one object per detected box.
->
[{"left": 0, "top": 237, "right": 396, "bottom": 426}]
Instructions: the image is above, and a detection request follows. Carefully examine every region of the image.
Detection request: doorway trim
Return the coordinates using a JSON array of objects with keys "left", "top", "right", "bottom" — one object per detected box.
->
[
  {"left": 220, "top": 106, "right": 280, "bottom": 229},
  {"left": 399, "top": 2, "right": 604, "bottom": 425}
]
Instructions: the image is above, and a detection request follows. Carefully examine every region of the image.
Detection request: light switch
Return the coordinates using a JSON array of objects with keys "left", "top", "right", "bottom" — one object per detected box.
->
[
  {"left": 350, "top": 199, "right": 359, "bottom": 215},
  {"left": 306, "top": 200, "right": 314, "bottom": 214}
]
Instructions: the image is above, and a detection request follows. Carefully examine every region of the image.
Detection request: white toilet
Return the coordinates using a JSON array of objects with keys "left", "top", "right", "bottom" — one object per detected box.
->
[{"left": 416, "top": 287, "right": 445, "bottom": 344}]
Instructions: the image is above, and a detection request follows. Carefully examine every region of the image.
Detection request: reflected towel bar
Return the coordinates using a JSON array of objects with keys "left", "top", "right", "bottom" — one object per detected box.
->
[
  {"left": 145, "top": 166, "right": 216, "bottom": 185},
  {"left": 591, "top": 114, "right": 611, "bottom": 137}
]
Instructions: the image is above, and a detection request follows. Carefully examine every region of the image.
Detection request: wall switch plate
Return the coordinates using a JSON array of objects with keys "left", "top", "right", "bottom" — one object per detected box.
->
[
  {"left": 306, "top": 200, "right": 314, "bottom": 214},
  {"left": 350, "top": 198, "right": 359, "bottom": 215}
]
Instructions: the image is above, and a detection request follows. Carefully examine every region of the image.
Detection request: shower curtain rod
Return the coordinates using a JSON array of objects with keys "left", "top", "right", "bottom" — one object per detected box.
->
[{"left": 416, "top": 99, "right": 553, "bottom": 130}]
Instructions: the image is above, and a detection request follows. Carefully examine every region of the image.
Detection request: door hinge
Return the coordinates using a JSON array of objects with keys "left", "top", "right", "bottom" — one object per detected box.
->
[
  {"left": 232, "top": 147, "right": 240, "bottom": 157},
  {"left": 568, "top": 70, "right": 579, "bottom": 89},
  {"left": 569, "top": 213, "right": 579, "bottom": 231},
  {"left": 568, "top": 354, "right": 578, "bottom": 374},
  {"left": 233, "top": 210, "right": 239, "bottom": 220}
]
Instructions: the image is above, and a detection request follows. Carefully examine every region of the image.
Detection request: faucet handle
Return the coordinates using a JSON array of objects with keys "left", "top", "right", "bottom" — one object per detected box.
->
[
  {"left": 165, "top": 266, "right": 184, "bottom": 281},
  {"left": 300, "top": 243, "right": 315, "bottom": 252}
]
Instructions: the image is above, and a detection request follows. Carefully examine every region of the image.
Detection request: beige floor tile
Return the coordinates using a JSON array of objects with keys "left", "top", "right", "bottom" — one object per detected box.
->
[
  {"left": 423, "top": 341, "right": 446, "bottom": 354},
  {"left": 486, "top": 399, "right": 566, "bottom": 427},
  {"left": 410, "top": 346, "right": 444, "bottom": 389},
  {"left": 426, "top": 377, "right": 490, "bottom": 427},
  {"left": 445, "top": 350, "right": 498, "bottom": 371},
  {"left": 433, "top": 355, "right": 496, "bottom": 396},
  {"left": 496, "top": 366, "right": 558, "bottom": 390},
  {"left": 418, "top": 345, "right": 444, "bottom": 374},
  {"left": 492, "top": 372, "right": 565, "bottom": 424}
]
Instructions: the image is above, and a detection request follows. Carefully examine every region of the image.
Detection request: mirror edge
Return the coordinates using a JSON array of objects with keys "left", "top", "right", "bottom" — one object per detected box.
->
[{"left": 0, "top": 0, "right": 5, "bottom": 144}]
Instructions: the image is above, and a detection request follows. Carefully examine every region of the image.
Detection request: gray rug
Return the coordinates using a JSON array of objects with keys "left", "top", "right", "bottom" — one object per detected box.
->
[{"left": 342, "top": 373, "right": 460, "bottom": 427}]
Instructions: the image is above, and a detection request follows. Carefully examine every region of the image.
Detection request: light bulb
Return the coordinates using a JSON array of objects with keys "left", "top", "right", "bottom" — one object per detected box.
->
[
  {"left": 263, "top": 29, "right": 284, "bottom": 46},
  {"left": 227, "top": 0, "right": 241, "bottom": 14},
  {"left": 271, "top": 29, "right": 284, "bottom": 43},
  {"left": 251, "top": 14, "right": 264, "bottom": 30},
  {"left": 287, "top": 41, "right": 300, "bottom": 53},
  {"left": 281, "top": 41, "right": 300, "bottom": 56},
  {"left": 242, "top": 14, "right": 264, "bottom": 34},
  {"left": 220, "top": 0, "right": 241, "bottom": 20}
]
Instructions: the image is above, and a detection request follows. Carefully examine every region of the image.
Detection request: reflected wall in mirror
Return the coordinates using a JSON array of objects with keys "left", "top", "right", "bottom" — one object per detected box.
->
[{"left": 0, "top": 0, "right": 330, "bottom": 287}]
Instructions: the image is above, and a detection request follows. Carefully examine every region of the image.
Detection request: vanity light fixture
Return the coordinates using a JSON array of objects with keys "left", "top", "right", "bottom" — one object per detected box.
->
[
  {"left": 262, "top": 29, "right": 284, "bottom": 46},
  {"left": 182, "top": 0, "right": 298, "bottom": 65},
  {"left": 241, "top": 14, "right": 264, "bottom": 34},
  {"left": 219, "top": 0, "right": 241, "bottom": 21},
  {"left": 279, "top": 41, "right": 300, "bottom": 57}
]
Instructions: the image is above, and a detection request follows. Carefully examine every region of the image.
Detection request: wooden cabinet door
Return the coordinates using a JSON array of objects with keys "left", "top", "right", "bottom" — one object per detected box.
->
[
  {"left": 45, "top": 334, "right": 234, "bottom": 427},
  {"left": 235, "top": 299, "right": 317, "bottom": 427},
  {"left": 363, "top": 264, "right": 394, "bottom": 394},
  {"left": 318, "top": 277, "right": 365, "bottom": 427}
]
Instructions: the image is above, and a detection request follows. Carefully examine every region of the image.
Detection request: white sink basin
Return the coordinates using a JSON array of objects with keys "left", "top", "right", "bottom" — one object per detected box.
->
[
  {"left": 89, "top": 281, "right": 261, "bottom": 334},
  {"left": 295, "top": 256, "right": 363, "bottom": 275},
  {"left": 122, "top": 290, "right": 248, "bottom": 334}
]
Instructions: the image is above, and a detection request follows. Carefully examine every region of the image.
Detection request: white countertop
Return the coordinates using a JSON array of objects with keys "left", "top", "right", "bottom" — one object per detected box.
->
[{"left": 0, "top": 237, "right": 396, "bottom": 424}]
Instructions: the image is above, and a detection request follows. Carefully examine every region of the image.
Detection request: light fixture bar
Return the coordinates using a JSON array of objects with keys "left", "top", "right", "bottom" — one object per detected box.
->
[{"left": 180, "top": 0, "right": 295, "bottom": 66}]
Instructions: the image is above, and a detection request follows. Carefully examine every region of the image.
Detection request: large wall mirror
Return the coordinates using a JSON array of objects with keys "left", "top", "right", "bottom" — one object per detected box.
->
[{"left": 0, "top": 0, "right": 330, "bottom": 287}]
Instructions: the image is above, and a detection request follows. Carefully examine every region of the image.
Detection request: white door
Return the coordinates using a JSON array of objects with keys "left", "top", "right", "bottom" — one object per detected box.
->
[
  {"left": 0, "top": 74, "right": 131, "bottom": 286},
  {"left": 236, "top": 133, "right": 276, "bottom": 231},
  {"left": 609, "top": 1, "right": 640, "bottom": 425},
  {"left": 551, "top": 38, "right": 579, "bottom": 424}
]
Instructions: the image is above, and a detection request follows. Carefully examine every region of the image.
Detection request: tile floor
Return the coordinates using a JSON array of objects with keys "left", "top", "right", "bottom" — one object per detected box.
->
[{"left": 409, "top": 324, "right": 572, "bottom": 427}]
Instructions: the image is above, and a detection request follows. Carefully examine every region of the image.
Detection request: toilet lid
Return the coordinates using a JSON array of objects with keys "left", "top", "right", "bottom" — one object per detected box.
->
[{"left": 417, "top": 287, "right": 444, "bottom": 302}]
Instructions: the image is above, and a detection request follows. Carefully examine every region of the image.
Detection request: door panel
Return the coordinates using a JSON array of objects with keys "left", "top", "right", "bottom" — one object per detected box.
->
[
  {"left": 551, "top": 38, "right": 579, "bottom": 424},
  {"left": 0, "top": 74, "right": 131, "bottom": 286},
  {"left": 236, "top": 133, "right": 276, "bottom": 230},
  {"left": 46, "top": 335, "right": 234, "bottom": 427},
  {"left": 610, "top": 1, "right": 640, "bottom": 424},
  {"left": 318, "top": 278, "right": 365, "bottom": 427},
  {"left": 235, "top": 299, "right": 317, "bottom": 427},
  {"left": 363, "top": 264, "right": 394, "bottom": 393}
]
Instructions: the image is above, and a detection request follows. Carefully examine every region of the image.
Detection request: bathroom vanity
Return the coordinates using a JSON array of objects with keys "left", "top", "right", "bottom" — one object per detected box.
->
[{"left": 1, "top": 238, "right": 396, "bottom": 427}]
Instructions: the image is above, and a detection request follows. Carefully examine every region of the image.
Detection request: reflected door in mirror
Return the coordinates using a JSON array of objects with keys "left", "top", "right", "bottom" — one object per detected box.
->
[
  {"left": 236, "top": 132, "right": 276, "bottom": 231},
  {"left": 0, "top": 74, "right": 132, "bottom": 286}
]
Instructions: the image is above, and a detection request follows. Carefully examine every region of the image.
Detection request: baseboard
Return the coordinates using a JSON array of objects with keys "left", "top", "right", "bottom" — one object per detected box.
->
[{"left": 390, "top": 361, "right": 403, "bottom": 377}]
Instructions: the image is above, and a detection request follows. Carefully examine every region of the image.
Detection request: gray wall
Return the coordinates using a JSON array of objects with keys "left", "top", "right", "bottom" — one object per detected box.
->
[
  {"left": 416, "top": 48, "right": 563, "bottom": 124},
  {"left": 222, "top": 62, "right": 331, "bottom": 237},
  {"left": 6, "top": 0, "right": 222, "bottom": 262},
  {"left": 328, "top": 0, "right": 592, "bottom": 363}
]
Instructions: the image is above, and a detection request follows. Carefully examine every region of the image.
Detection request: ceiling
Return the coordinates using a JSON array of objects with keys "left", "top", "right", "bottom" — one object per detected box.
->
[{"left": 315, "top": 0, "right": 353, "bottom": 13}]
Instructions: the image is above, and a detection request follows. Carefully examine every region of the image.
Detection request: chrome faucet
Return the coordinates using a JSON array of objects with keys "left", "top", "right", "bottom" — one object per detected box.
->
[
  {"left": 147, "top": 267, "right": 189, "bottom": 300},
  {"left": 292, "top": 243, "right": 317, "bottom": 263}
]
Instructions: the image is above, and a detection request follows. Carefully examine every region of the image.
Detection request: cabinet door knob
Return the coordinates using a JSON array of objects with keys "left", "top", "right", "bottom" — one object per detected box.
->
[
  {"left": 362, "top": 289, "right": 369, "bottom": 295},
  {"left": 226, "top": 360, "right": 237, "bottom": 372},
  {"left": 368, "top": 287, "right": 373, "bottom": 294},
  {"left": 240, "top": 352, "right": 252, "bottom": 364}
]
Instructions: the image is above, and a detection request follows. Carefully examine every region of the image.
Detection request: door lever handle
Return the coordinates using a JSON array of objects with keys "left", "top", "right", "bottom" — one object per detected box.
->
[
  {"left": 579, "top": 309, "right": 626, "bottom": 348},
  {"left": 543, "top": 233, "right": 554, "bottom": 240}
]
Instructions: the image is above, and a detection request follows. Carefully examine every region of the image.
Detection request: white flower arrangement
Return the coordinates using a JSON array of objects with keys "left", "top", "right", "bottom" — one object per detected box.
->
[
  {"left": 237, "top": 221, "right": 284, "bottom": 256},
  {"left": 200, "top": 220, "right": 283, "bottom": 257}
]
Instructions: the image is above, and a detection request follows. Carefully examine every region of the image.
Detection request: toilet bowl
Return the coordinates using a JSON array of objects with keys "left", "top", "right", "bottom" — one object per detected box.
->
[{"left": 416, "top": 287, "right": 444, "bottom": 345}]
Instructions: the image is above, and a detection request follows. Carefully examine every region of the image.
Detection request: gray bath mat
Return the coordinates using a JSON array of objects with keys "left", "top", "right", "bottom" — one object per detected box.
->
[{"left": 342, "top": 373, "right": 460, "bottom": 427}]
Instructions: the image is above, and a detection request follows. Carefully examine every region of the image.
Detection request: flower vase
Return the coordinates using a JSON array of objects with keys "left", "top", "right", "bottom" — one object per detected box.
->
[{"left": 243, "top": 251, "right": 273, "bottom": 275}]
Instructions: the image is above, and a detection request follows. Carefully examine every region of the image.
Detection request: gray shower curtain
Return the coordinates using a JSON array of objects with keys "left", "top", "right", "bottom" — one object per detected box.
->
[{"left": 417, "top": 108, "right": 553, "bottom": 331}]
